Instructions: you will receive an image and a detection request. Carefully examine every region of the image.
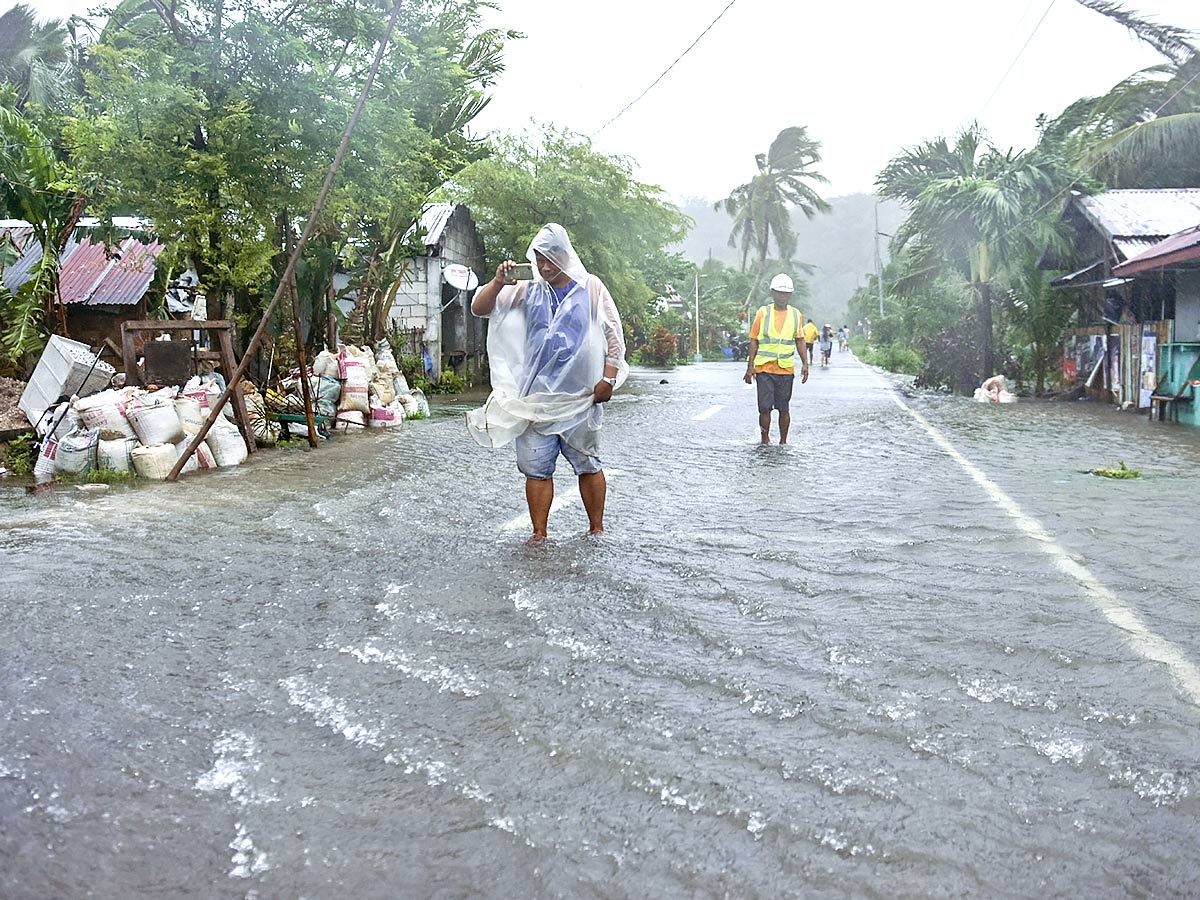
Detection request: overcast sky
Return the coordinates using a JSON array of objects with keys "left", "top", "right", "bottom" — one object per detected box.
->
[{"left": 14, "top": 0, "right": 1200, "bottom": 201}]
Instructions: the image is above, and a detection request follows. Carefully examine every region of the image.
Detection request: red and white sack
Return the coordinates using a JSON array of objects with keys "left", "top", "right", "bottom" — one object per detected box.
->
[
  {"left": 33, "top": 437, "right": 58, "bottom": 483},
  {"left": 127, "top": 396, "right": 184, "bottom": 445},
  {"left": 74, "top": 389, "right": 136, "bottom": 439},
  {"left": 369, "top": 403, "right": 401, "bottom": 428},
  {"left": 337, "top": 346, "right": 370, "bottom": 414},
  {"left": 205, "top": 419, "right": 248, "bottom": 467}
]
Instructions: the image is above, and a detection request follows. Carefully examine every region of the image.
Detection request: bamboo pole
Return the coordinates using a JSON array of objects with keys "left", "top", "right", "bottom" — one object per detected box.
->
[
  {"left": 167, "top": 0, "right": 403, "bottom": 480},
  {"left": 285, "top": 221, "right": 319, "bottom": 448}
]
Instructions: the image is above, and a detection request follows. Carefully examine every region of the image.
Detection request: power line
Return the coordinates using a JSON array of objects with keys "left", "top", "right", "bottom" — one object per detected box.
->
[
  {"left": 978, "top": 0, "right": 1058, "bottom": 116},
  {"left": 590, "top": 0, "right": 742, "bottom": 137}
]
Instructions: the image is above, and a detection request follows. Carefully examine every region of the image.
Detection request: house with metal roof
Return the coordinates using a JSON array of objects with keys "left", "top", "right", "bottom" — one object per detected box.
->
[
  {"left": 1, "top": 222, "right": 166, "bottom": 355},
  {"left": 1109, "top": 223, "right": 1200, "bottom": 425},
  {"left": 386, "top": 203, "right": 486, "bottom": 381},
  {"left": 1054, "top": 189, "right": 1200, "bottom": 408}
]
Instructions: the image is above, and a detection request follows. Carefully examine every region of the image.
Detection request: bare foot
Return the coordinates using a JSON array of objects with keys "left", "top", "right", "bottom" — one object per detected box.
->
[
  {"left": 588, "top": 527, "right": 604, "bottom": 536},
  {"left": 760, "top": 434, "right": 770, "bottom": 445}
]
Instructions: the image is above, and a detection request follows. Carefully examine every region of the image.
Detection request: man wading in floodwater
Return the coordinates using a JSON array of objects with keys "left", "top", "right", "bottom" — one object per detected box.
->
[
  {"left": 467, "top": 224, "right": 627, "bottom": 540},
  {"left": 743, "top": 273, "right": 809, "bottom": 444}
]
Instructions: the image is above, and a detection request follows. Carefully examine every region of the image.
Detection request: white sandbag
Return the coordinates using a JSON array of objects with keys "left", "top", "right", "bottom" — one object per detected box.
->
[
  {"left": 392, "top": 372, "right": 411, "bottom": 396},
  {"left": 127, "top": 397, "right": 184, "bottom": 445},
  {"left": 74, "top": 389, "right": 137, "bottom": 439},
  {"left": 97, "top": 437, "right": 139, "bottom": 473},
  {"left": 181, "top": 377, "right": 235, "bottom": 421},
  {"left": 411, "top": 387, "right": 429, "bottom": 418},
  {"left": 399, "top": 392, "right": 419, "bottom": 416},
  {"left": 312, "top": 349, "right": 339, "bottom": 379},
  {"left": 55, "top": 427, "right": 99, "bottom": 476},
  {"left": 205, "top": 419, "right": 248, "bottom": 467},
  {"left": 174, "top": 395, "right": 205, "bottom": 430},
  {"left": 374, "top": 339, "right": 398, "bottom": 376},
  {"left": 336, "top": 410, "right": 366, "bottom": 433},
  {"left": 174, "top": 436, "right": 215, "bottom": 472},
  {"left": 369, "top": 404, "right": 401, "bottom": 428},
  {"left": 131, "top": 443, "right": 179, "bottom": 480},
  {"left": 370, "top": 375, "right": 396, "bottom": 407}
]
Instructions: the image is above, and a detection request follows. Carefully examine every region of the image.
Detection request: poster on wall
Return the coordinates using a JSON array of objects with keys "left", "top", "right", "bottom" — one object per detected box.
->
[
  {"left": 1140, "top": 328, "right": 1158, "bottom": 408},
  {"left": 1064, "top": 334, "right": 1106, "bottom": 385}
]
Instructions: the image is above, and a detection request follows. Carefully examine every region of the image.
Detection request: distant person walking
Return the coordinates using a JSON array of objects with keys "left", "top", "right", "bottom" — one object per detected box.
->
[
  {"left": 802, "top": 317, "right": 819, "bottom": 365},
  {"left": 838, "top": 325, "right": 849, "bottom": 352},
  {"left": 819, "top": 324, "right": 833, "bottom": 368},
  {"left": 743, "top": 274, "right": 809, "bottom": 444}
]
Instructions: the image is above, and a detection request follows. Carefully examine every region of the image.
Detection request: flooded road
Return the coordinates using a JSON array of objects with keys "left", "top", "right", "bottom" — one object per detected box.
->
[{"left": 2, "top": 352, "right": 1199, "bottom": 898}]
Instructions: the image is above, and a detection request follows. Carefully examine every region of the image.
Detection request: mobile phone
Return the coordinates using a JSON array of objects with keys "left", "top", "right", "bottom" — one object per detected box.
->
[{"left": 506, "top": 263, "right": 533, "bottom": 282}]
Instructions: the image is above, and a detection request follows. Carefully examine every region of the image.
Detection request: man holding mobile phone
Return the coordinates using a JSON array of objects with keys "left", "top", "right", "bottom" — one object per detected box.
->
[{"left": 468, "top": 223, "right": 627, "bottom": 540}]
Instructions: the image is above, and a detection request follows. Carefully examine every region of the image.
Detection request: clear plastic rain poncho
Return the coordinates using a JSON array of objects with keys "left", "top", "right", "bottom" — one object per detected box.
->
[{"left": 466, "top": 224, "right": 628, "bottom": 457}]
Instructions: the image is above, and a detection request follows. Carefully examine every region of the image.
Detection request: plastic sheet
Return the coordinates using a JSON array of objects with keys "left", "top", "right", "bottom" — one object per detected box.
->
[{"left": 466, "top": 224, "right": 627, "bottom": 456}]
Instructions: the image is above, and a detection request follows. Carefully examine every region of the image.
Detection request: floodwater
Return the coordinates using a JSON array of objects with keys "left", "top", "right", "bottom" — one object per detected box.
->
[{"left": 2, "top": 352, "right": 1199, "bottom": 898}]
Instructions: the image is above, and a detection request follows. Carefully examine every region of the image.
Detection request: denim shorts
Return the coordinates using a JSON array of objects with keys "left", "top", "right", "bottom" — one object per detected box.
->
[{"left": 515, "top": 429, "right": 602, "bottom": 479}]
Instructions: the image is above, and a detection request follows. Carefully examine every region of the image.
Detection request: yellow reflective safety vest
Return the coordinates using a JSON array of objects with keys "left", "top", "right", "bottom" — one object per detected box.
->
[{"left": 753, "top": 305, "right": 802, "bottom": 369}]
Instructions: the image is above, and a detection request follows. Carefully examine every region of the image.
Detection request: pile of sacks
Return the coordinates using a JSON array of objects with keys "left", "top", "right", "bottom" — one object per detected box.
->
[
  {"left": 309, "top": 339, "right": 428, "bottom": 432},
  {"left": 32, "top": 377, "right": 250, "bottom": 482}
]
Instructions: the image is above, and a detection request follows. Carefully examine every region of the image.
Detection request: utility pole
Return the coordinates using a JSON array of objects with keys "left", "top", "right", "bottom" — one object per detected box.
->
[
  {"left": 694, "top": 270, "right": 701, "bottom": 362},
  {"left": 874, "top": 201, "right": 885, "bottom": 318}
]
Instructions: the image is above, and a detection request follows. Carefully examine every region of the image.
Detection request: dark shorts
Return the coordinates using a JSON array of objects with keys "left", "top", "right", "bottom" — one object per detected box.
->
[{"left": 755, "top": 371, "right": 794, "bottom": 413}]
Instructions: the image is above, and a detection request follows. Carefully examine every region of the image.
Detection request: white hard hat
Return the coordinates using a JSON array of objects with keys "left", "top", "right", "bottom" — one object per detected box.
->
[{"left": 769, "top": 273, "right": 793, "bottom": 293}]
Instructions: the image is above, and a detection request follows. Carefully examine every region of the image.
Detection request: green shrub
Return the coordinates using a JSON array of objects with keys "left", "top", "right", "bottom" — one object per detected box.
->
[
  {"left": 636, "top": 326, "right": 677, "bottom": 367},
  {"left": 6, "top": 433, "right": 35, "bottom": 475}
]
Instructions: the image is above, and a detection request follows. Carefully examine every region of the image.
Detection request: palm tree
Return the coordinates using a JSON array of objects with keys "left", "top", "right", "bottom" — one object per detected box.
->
[
  {"left": 1054, "top": 1, "right": 1200, "bottom": 187},
  {"left": 717, "top": 126, "right": 831, "bottom": 296},
  {"left": 877, "top": 125, "right": 1067, "bottom": 378},
  {"left": 0, "top": 5, "right": 72, "bottom": 111}
]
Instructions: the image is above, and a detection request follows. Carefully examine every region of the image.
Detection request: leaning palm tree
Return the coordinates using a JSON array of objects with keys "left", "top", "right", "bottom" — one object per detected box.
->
[
  {"left": 0, "top": 5, "right": 71, "bottom": 111},
  {"left": 1057, "top": 0, "right": 1200, "bottom": 186},
  {"left": 717, "top": 126, "right": 831, "bottom": 300},
  {"left": 877, "top": 125, "right": 1068, "bottom": 379}
]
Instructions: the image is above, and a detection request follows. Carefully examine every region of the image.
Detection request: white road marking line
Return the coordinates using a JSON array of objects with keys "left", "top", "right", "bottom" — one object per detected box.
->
[
  {"left": 500, "top": 469, "right": 624, "bottom": 532},
  {"left": 858, "top": 361, "right": 1200, "bottom": 706},
  {"left": 693, "top": 404, "right": 724, "bottom": 422}
]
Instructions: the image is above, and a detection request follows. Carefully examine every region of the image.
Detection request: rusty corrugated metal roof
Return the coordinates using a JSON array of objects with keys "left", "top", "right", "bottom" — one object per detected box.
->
[
  {"left": 1076, "top": 190, "right": 1200, "bottom": 259},
  {"left": 410, "top": 203, "right": 455, "bottom": 248},
  {"left": 1113, "top": 224, "right": 1200, "bottom": 276},
  {"left": 57, "top": 236, "right": 163, "bottom": 306}
]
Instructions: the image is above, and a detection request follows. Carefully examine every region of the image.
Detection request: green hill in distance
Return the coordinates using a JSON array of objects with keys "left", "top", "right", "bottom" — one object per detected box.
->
[{"left": 672, "top": 193, "right": 907, "bottom": 328}]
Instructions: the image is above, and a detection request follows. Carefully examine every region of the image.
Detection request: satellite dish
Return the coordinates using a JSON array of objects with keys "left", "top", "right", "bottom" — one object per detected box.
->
[{"left": 444, "top": 263, "right": 479, "bottom": 291}]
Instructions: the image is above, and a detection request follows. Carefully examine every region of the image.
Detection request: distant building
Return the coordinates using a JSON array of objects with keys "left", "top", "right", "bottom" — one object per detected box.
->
[
  {"left": 387, "top": 203, "right": 486, "bottom": 380},
  {"left": 0, "top": 218, "right": 165, "bottom": 355},
  {"left": 1054, "top": 189, "right": 1200, "bottom": 407}
]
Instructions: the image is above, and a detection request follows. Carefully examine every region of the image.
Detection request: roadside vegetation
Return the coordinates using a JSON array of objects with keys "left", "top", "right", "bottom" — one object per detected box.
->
[{"left": 847, "top": 1, "right": 1200, "bottom": 393}]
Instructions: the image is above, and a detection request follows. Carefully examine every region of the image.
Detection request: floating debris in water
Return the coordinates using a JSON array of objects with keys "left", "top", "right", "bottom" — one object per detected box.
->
[{"left": 1088, "top": 461, "right": 1141, "bottom": 479}]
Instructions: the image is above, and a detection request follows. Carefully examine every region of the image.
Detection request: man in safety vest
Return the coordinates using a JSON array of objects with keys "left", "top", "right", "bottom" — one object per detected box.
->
[{"left": 743, "top": 273, "right": 809, "bottom": 444}]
